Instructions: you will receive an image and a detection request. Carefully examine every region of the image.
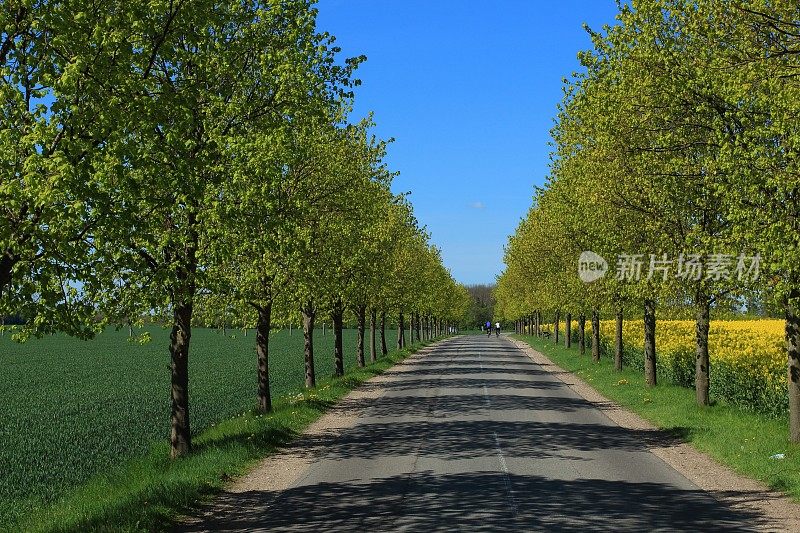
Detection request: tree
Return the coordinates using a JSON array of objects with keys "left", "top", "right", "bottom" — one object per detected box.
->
[
  {"left": 94, "top": 0, "right": 356, "bottom": 457},
  {"left": 0, "top": 2, "right": 136, "bottom": 340}
]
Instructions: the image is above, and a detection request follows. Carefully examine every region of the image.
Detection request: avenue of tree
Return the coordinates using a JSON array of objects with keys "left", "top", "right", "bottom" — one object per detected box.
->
[
  {"left": 495, "top": 0, "right": 800, "bottom": 441},
  {"left": 0, "top": 0, "right": 470, "bottom": 458}
]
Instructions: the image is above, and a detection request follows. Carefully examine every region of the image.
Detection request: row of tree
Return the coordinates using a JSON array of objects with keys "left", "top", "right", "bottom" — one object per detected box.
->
[
  {"left": 495, "top": 0, "right": 800, "bottom": 441},
  {"left": 1, "top": 0, "right": 469, "bottom": 458}
]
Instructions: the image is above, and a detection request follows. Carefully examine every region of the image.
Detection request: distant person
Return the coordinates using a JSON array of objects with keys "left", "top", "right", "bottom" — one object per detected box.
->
[
  {"left": 486, "top": 321, "right": 492, "bottom": 337},
  {"left": 495, "top": 321, "right": 500, "bottom": 337}
]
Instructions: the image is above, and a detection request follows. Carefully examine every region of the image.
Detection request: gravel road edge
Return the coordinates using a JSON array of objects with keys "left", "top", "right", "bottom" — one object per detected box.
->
[{"left": 507, "top": 335, "right": 800, "bottom": 532}]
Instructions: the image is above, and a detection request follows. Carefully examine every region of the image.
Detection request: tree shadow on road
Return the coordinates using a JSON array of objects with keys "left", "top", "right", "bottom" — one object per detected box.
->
[{"left": 184, "top": 470, "right": 764, "bottom": 532}]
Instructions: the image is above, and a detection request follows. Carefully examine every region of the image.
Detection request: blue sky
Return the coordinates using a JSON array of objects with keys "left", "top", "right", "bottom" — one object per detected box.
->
[{"left": 316, "top": 0, "right": 621, "bottom": 285}]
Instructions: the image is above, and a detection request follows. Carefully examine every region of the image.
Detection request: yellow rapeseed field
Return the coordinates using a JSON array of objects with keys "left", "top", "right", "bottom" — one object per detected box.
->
[{"left": 556, "top": 319, "right": 788, "bottom": 416}]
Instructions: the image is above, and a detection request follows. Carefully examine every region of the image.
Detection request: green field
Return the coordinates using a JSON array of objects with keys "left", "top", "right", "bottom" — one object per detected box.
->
[{"left": 0, "top": 325, "right": 398, "bottom": 527}]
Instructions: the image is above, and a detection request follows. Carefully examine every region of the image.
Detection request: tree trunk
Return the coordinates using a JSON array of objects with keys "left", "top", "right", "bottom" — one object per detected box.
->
[
  {"left": 370, "top": 308, "right": 377, "bottom": 363},
  {"left": 615, "top": 307, "right": 623, "bottom": 372},
  {"left": 591, "top": 308, "right": 600, "bottom": 363},
  {"left": 565, "top": 313, "right": 572, "bottom": 348},
  {"left": 644, "top": 298, "right": 657, "bottom": 387},
  {"left": 356, "top": 304, "right": 366, "bottom": 368},
  {"left": 416, "top": 312, "right": 422, "bottom": 342},
  {"left": 170, "top": 301, "right": 193, "bottom": 458},
  {"left": 397, "top": 312, "right": 406, "bottom": 349},
  {"left": 695, "top": 293, "right": 711, "bottom": 406},
  {"left": 554, "top": 310, "right": 560, "bottom": 344},
  {"left": 256, "top": 301, "right": 272, "bottom": 413},
  {"left": 578, "top": 313, "right": 586, "bottom": 355},
  {"left": 302, "top": 302, "right": 316, "bottom": 388},
  {"left": 0, "top": 254, "right": 17, "bottom": 302},
  {"left": 332, "top": 301, "right": 344, "bottom": 377},
  {"left": 380, "top": 311, "right": 388, "bottom": 355},
  {"left": 787, "top": 293, "right": 800, "bottom": 442}
]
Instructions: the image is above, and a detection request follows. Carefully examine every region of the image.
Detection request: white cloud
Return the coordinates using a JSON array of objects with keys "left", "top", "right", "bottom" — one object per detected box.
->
[{"left": 470, "top": 201, "right": 485, "bottom": 209}]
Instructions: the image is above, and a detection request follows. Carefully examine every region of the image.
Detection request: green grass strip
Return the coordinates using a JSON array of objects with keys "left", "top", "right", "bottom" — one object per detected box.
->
[
  {"left": 18, "top": 341, "right": 432, "bottom": 532},
  {"left": 514, "top": 334, "right": 800, "bottom": 500}
]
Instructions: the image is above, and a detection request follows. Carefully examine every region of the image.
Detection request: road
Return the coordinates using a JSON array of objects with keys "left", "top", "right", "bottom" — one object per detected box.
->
[{"left": 184, "top": 335, "right": 759, "bottom": 532}]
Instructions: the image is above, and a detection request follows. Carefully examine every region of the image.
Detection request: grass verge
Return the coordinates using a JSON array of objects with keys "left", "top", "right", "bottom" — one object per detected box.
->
[
  {"left": 17, "top": 340, "right": 434, "bottom": 532},
  {"left": 514, "top": 334, "right": 800, "bottom": 500}
]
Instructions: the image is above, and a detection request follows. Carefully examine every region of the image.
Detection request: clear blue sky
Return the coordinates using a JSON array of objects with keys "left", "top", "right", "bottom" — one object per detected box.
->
[{"left": 316, "top": 0, "right": 620, "bottom": 285}]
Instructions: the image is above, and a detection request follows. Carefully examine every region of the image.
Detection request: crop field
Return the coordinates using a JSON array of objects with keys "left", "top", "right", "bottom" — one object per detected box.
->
[
  {"left": 0, "top": 326, "right": 397, "bottom": 526},
  {"left": 547, "top": 319, "right": 787, "bottom": 417}
]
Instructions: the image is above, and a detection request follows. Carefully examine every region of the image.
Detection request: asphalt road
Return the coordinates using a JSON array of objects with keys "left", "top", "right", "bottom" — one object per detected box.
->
[{"left": 185, "top": 335, "right": 759, "bottom": 532}]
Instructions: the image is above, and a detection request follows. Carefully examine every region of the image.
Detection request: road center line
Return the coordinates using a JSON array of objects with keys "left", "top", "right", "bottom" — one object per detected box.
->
[
  {"left": 482, "top": 385, "right": 491, "bottom": 406},
  {"left": 492, "top": 431, "right": 518, "bottom": 517}
]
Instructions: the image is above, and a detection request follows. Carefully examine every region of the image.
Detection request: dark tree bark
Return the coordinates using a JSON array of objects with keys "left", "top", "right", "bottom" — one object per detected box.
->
[
  {"left": 332, "top": 299, "right": 344, "bottom": 377},
  {"left": 380, "top": 311, "right": 388, "bottom": 355},
  {"left": 695, "top": 293, "right": 711, "bottom": 406},
  {"left": 255, "top": 301, "right": 272, "bottom": 413},
  {"left": 0, "top": 252, "right": 17, "bottom": 301},
  {"left": 591, "top": 308, "right": 600, "bottom": 363},
  {"left": 302, "top": 301, "right": 316, "bottom": 388},
  {"left": 565, "top": 313, "right": 572, "bottom": 348},
  {"left": 397, "top": 312, "right": 405, "bottom": 349},
  {"left": 615, "top": 307, "right": 623, "bottom": 372},
  {"left": 170, "top": 300, "right": 193, "bottom": 458},
  {"left": 356, "top": 304, "right": 366, "bottom": 368},
  {"left": 370, "top": 308, "right": 377, "bottom": 363},
  {"left": 554, "top": 310, "right": 560, "bottom": 344},
  {"left": 578, "top": 313, "right": 586, "bottom": 355},
  {"left": 644, "top": 298, "right": 657, "bottom": 387},
  {"left": 416, "top": 312, "right": 422, "bottom": 342},
  {"left": 787, "top": 291, "right": 800, "bottom": 442}
]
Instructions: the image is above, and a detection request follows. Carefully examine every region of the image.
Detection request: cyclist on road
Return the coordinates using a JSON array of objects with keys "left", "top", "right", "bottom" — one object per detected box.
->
[
  {"left": 486, "top": 321, "right": 492, "bottom": 337},
  {"left": 495, "top": 321, "right": 501, "bottom": 337}
]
